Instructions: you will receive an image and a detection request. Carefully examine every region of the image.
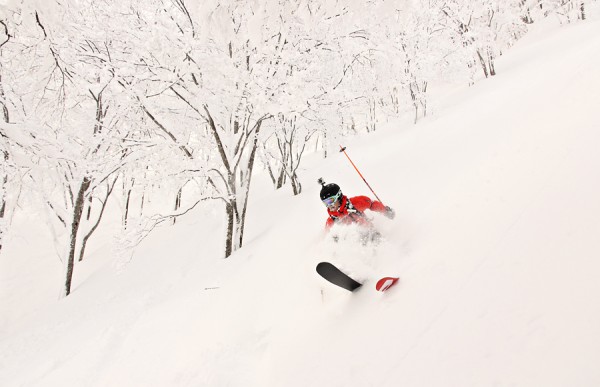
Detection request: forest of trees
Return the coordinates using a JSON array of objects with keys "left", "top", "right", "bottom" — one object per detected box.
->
[{"left": 0, "top": 0, "right": 592, "bottom": 296}]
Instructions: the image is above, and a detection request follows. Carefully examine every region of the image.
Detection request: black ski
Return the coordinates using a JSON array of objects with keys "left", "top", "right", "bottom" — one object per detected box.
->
[{"left": 316, "top": 262, "right": 362, "bottom": 292}]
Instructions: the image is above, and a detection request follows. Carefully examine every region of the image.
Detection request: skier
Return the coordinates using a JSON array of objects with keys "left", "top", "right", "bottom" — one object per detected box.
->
[
  {"left": 319, "top": 178, "right": 395, "bottom": 233},
  {"left": 316, "top": 178, "right": 400, "bottom": 292}
]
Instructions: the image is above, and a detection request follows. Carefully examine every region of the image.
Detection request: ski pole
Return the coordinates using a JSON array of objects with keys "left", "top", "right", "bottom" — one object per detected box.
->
[{"left": 339, "top": 145, "right": 384, "bottom": 204}]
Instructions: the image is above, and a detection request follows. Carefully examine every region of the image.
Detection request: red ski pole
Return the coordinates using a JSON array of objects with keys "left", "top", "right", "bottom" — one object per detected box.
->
[{"left": 339, "top": 145, "right": 384, "bottom": 204}]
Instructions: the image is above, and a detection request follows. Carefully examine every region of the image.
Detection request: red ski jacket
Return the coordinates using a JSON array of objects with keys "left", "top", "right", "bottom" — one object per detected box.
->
[{"left": 325, "top": 195, "right": 387, "bottom": 230}]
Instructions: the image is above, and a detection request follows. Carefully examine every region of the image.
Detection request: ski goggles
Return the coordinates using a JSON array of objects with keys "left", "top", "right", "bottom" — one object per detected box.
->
[{"left": 322, "top": 192, "right": 342, "bottom": 208}]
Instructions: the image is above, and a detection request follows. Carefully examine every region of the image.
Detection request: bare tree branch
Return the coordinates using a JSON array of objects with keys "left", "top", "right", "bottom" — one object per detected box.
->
[
  {"left": 0, "top": 20, "right": 11, "bottom": 49},
  {"left": 137, "top": 98, "right": 194, "bottom": 159}
]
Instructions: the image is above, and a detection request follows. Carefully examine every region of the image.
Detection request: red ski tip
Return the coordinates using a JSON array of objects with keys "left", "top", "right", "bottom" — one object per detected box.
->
[{"left": 375, "top": 277, "right": 399, "bottom": 292}]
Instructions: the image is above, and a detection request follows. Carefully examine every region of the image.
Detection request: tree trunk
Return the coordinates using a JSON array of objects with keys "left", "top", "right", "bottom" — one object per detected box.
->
[
  {"left": 79, "top": 179, "right": 116, "bottom": 262},
  {"left": 477, "top": 50, "right": 489, "bottom": 78},
  {"left": 0, "top": 75, "right": 9, "bottom": 123},
  {"left": 518, "top": 0, "right": 530, "bottom": 23},
  {"left": 368, "top": 98, "right": 376, "bottom": 132},
  {"left": 86, "top": 194, "right": 93, "bottom": 220},
  {"left": 235, "top": 120, "right": 263, "bottom": 250},
  {"left": 288, "top": 144, "right": 301, "bottom": 196},
  {"left": 224, "top": 201, "right": 234, "bottom": 258},
  {"left": 262, "top": 141, "right": 286, "bottom": 190},
  {"left": 487, "top": 49, "right": 496, "bottom": 77},
  {"left": 290, "top": 174, "right": 301, "bottom": 195},
  {"left": 0, "top": 72, "right": 9, "bottom": 252},
  {"left": 63, "top": 176, "right": 91, "bottom": 297},
  {"left": 276, "top": 167, "right": 286, "bottom": 189},
  {"left": 173, "top": 187, "right": 182, "bottom": 225},
  {"left": 234, "top": 215, "right": 243, "bottom": 251},
  {"left": 391, "top": 87, "right": 399, "bottom": 114},
  {"left": 421, "top": 81, "right": 428, "bottom": 118},
  {"left": 204, "top": 105, "right": 269, "bottom": 257},
  {"left": 414, "top": 103, "right": 419, "bottom": 124},
  {"left": 124, "top": 187, "right": 132, "bottom": 228},
  {"left": 140, "top": 191, "right": 145, "bottom": 218},
  {"left": 0, "top": 175, "right": 6, "bottom": 253},
  {"left": 0, "top": 180, "right": 5, "bottom": 219}
]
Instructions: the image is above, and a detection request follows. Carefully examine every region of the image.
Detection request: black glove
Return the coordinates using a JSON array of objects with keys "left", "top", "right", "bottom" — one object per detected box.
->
[{"left": 384, "top": 206, "right": 395, "bottom": 220}]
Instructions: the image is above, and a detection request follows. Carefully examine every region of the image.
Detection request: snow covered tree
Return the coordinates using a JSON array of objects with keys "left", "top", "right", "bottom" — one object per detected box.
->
[
  {"left": 2, "top": 0, "right": 584, "bottom": 270},
  {"left": 261, "top": 113, "right": 317, "bottom": 195},
  {"left": 0, "top": 10, "right": 21, "bottom": 253},
  {"left": 539, "top": 0, "right": 589, "bottom": 22},
  {"left": 357, "top": 0, "right": 455, "bottom": 123},
  {"left": 0, "top": 0, "right": 148, "bottom": 295},
  {"left": 440, "top": 0, "right": 528, "bottom": 79},
  {"left": 0, "top": 31, "right": 10, "bottom": 252},
  {"left": 121, "top": 0, "right": 376, "bottom": 257}
]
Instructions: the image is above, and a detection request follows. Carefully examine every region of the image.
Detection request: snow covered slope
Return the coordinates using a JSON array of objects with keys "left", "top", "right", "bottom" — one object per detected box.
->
[{"left": 2, "top": 17, "right": 600, "bottom": 387}]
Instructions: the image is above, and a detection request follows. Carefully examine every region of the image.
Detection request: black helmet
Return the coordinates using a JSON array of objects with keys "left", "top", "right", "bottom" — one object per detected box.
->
[{"left": 318, "top": 178, "right": 342, "bottom": 200}]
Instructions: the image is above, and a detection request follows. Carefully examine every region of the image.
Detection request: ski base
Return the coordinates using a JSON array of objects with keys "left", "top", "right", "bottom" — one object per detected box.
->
[
  {"left": 316, "top": 262, "right": 362, "bottom": 292},
  {"left": 375, "top": 277, "right": 399, "bottom": 292}
]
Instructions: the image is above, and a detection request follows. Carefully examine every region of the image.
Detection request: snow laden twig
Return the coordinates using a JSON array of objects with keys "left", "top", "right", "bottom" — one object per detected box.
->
[{"left": 114, "top": 196, "right": 220, "bottom": 266}]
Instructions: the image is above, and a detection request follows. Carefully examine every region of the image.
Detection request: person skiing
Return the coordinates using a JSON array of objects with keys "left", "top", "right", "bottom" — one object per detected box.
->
[{"left": 318, "top": 178, "right": 395, "bottom": 232}]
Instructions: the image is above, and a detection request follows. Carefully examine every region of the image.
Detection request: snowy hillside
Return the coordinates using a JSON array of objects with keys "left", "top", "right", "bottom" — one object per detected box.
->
[{"left": 2, "top": 16, "right": 600, "bottom": 387}]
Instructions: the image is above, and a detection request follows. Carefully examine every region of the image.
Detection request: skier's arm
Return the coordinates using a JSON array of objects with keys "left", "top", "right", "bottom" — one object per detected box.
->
[
  {"left": 367, "top": 198, "right": 395, "bottom": 220},
  {"left": 369, "top": 199, "right": 387, "bottom": 212},
  {"left": 352, "top": 196, "right": 388, "bottom": 214}
]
